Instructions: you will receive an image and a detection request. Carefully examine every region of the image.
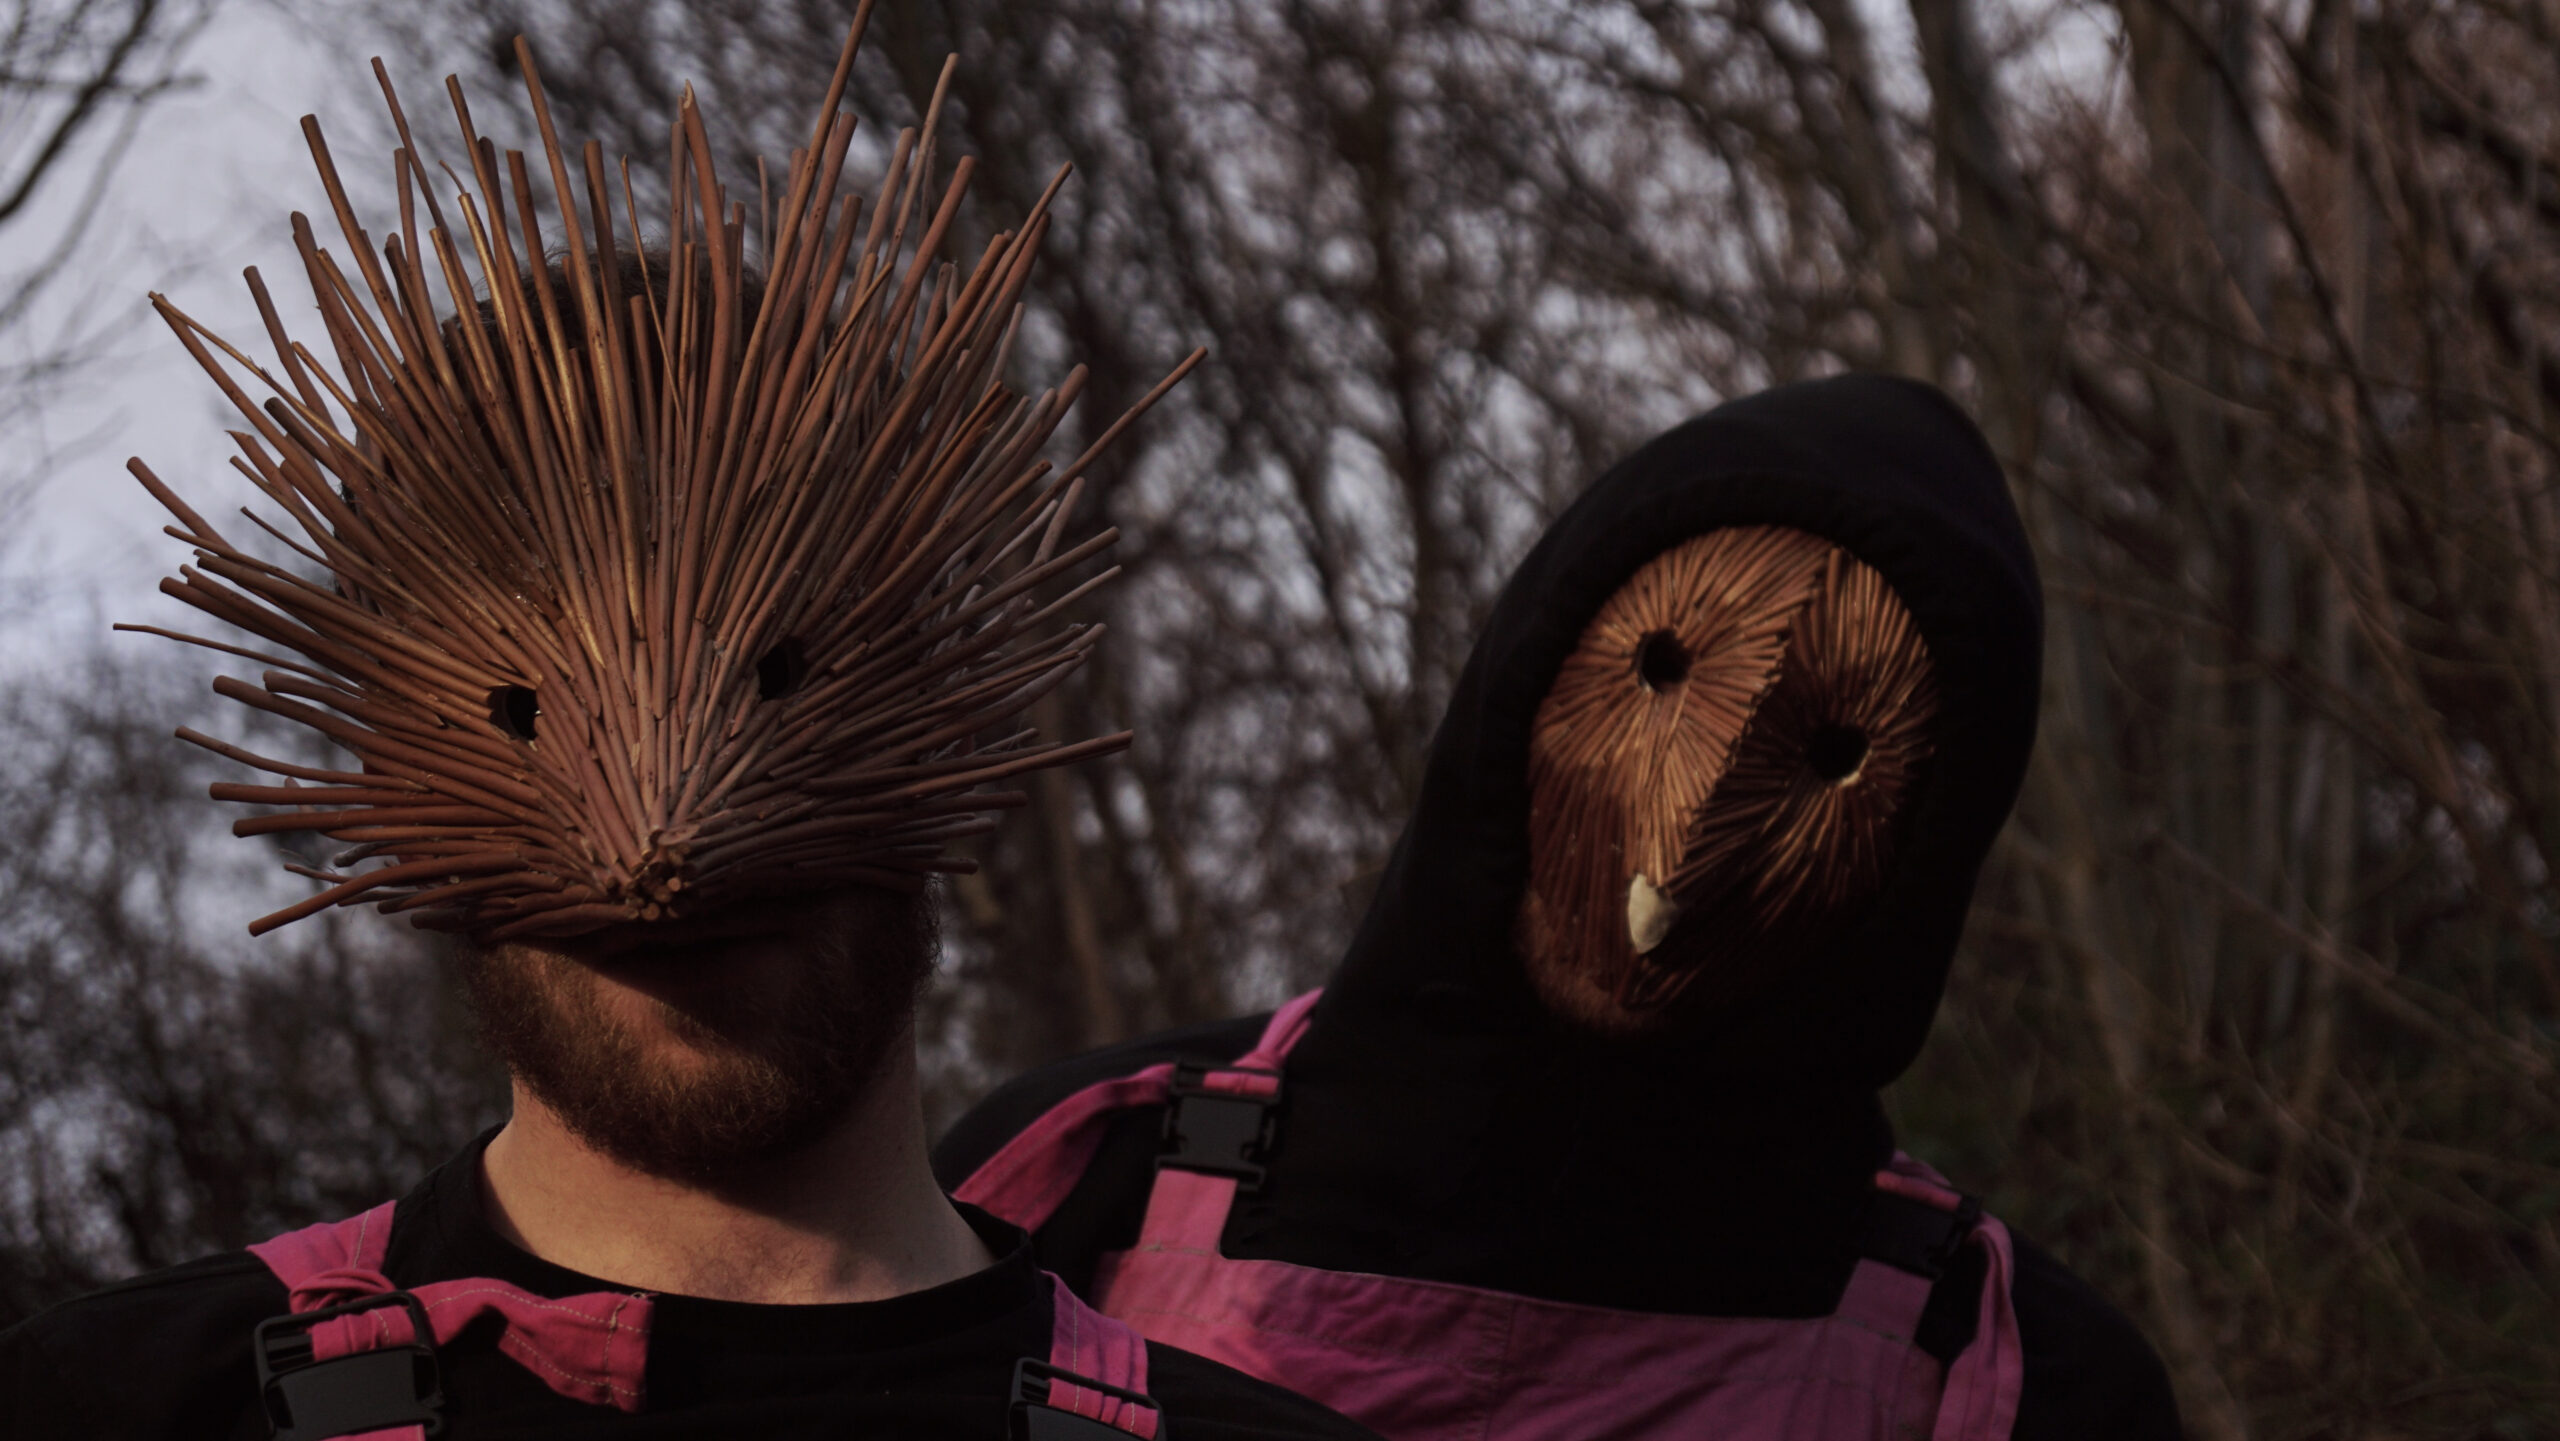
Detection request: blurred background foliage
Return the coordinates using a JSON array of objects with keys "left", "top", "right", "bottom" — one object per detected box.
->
[{"left": 4, "top": 1, "right": 2558, "bottom": 1435}]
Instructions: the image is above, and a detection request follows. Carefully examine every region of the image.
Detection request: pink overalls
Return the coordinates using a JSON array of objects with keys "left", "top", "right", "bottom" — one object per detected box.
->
[
  {"left": 959, "top": 990, "right": 2025, "bottom": 1441},
  {"left": 247, "top": 1200, "right": 1160, "bottom": 1439}
]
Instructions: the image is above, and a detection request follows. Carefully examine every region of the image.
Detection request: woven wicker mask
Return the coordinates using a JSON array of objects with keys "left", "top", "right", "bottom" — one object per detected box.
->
[
  {"left": 1518, "top": 526, "right": 1938, "bottom": 1034},
  {"left": 122, "top": 9, "right": 1197, "bottom": 940}
]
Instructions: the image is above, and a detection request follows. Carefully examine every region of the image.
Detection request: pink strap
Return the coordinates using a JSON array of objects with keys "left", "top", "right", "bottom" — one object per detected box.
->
[
  {"left": 971, "top": 993, "right": 1322, "bottom": 1440},
  {"left": 1235, "top": 989, "right": 1324, "bottom": 1069},
  {"left": 1118, "top": 992, "right": 1322, "bottom": 1255},
  {"left": 958, "top": 1063, "right": 1180, "bottom": 1229},
  {"left": 1879, "top": 1156, "right": 2026, "bottom": 1441},
  {"left": 958, "top": 990, "right": 1326, "bottom": 1231},
  {"left": 1046, "top": 1272, "right": 1161, "bottom": 1438},
  {"left": 1831, "top": 1255, "right": 1937, "bottom": 1341},
  {"left": 1931, "top": 1212, "right": 2022, "bottom": 1441},
  {"left": 1133, "top": 1167, "right": 1245, "bottom": 1253},
  {"left": 250, "top": 1202, "right": 653, "bottom": 1424},
  {"left": 1873, "top": 1161, "right": 1966, "bottom": 1212},
  {"left": 1835, "top": 1165, "right": 1960, "bottom": 1341}
]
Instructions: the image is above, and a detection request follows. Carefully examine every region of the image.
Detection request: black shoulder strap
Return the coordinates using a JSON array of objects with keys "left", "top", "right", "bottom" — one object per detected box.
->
[
  {"left": 1861, "top": 1186, "right": 1991, "bottom": 1365},
  {"left": 1859, "top": 1187, "right": 1981, "bottom": 1280}
]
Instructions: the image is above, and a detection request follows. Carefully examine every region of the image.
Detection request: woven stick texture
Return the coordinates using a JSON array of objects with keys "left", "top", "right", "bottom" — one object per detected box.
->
[
  {"left": 123, "top": 15, "right": 1200, "bottom": 939},
  {"left": 1518, "top": 527, "right": 1937, "bottom": 1031}
]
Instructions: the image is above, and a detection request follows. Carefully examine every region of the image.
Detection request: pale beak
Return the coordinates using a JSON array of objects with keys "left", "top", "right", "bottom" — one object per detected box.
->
[{"left": 1627, "top": 873, "right": 1681, "bottom": 953}]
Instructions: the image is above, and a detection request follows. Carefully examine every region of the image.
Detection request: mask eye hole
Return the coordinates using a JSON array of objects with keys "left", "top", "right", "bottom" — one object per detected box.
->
[
  {"left": 757, "top": 638, "right": 810, "bottom": 700},
  {"left": 1806, "top": 723, "right": 1869, "bottom": 783},
  {"left": 488, "top": 684, "right": 540, "bottom": 741},
  {"left": 1634, "top": 629, "right": 1690, "bottom": 692}
]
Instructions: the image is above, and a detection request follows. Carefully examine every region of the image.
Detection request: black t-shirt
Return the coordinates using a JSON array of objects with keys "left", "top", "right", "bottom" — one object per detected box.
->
[
  {"left": 933, "top": 1014, "right": 2184, "bottom": 1441},
  {"left": 0, "top": 1138, "right": 1383, "bottom": 1440}
]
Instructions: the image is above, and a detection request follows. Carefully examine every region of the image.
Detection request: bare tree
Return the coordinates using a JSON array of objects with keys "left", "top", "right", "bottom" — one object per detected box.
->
[
  {"left": 5, "top": 0, "right": 2551, "bottom": 1430},
  {"left": 0, "top": 0, "right": 217, "bottom": 533},
  {"left": 0, "top": 0, "right": 511, "bottom": 1335},
  {"left": 0, "top": 656, "right": 505, "bottom": 1329}
]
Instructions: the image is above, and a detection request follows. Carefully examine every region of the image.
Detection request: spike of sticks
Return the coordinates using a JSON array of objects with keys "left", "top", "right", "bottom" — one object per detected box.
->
[{"left": 121, "top": 11, "right": 1201, "bottom": 938}]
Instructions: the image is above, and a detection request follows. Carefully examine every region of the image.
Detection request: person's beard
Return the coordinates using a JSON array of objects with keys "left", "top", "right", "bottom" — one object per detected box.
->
[{"left": 455, "top": 886, "right": 938, "bottom": 1186}]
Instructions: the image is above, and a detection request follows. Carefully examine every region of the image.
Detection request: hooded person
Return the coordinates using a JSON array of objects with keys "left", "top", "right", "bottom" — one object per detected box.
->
[
  {"left": 0, "top": 17, "right": 1388, "bottom": 1441},
  {"left": 933, "top": 374, "right": 2184, "bottom": 1441}
]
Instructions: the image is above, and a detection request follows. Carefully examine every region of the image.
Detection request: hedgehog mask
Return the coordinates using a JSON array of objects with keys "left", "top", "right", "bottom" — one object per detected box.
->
[{"left": 122, "top": 17, "right": 1196, "bottom": 941}]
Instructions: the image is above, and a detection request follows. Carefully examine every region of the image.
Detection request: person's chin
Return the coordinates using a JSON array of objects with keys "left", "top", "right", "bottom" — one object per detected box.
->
[{"left": 619, "top": 1025, "right": 746, "bottom": 1087}]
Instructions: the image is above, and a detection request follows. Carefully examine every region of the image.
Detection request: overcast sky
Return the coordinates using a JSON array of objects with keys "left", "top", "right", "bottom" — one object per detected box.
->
[{"left": 0, "top": 3, "right": 382, "bottom": 669}]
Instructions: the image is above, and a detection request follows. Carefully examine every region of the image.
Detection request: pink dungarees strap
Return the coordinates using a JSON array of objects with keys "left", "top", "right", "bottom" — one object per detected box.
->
[
  {"left": 1137, "top": 992, "right": 1318, "bottom": 1251},
  {"left": 975, "top": 997, "right": 1327, "bottom": 1437},
  {"left": 248, "top": 1201, "right": 653, "bottom": 1439},
  {"left": 958, "top": 989, "right": 1324, "bottom": 1232},
  {"left": 1877, "top": 1162, "right": 2026, "bottom": 1441},
  {"left": 1026, "top": 1272, "right": 1164, "bottom": 1438}
]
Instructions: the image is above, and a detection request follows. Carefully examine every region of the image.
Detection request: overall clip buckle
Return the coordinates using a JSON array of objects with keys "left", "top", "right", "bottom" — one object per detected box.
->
[
  {"left": 1158, "top": 1064, "right": 1282, "bottom": 1190},
  {"left": 253, "top": 1290, "right": 444, "bottom": 1440}
]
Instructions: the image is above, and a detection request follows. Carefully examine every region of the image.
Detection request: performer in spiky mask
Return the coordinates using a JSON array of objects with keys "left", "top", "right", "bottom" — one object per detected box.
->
[
  {"left": 0, "top": 15, "right": 1386, "bottom": 1441},
  {"left": 126, "top": 29, "right": 1161, "bottom": 944}
]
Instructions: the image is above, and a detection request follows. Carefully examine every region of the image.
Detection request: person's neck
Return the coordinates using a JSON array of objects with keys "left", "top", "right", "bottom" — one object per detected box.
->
[{"left": 477, "top": 1042, "right": 995, "bottom": 1305}]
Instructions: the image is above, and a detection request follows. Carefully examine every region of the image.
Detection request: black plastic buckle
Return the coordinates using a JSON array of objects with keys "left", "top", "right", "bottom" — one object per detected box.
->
[
  {"left": 1860, "top": 1189, "right": 1984, "bottom": 1281},
  {"left": 253, "top": 1291, "right": 445, "bottom": 1440},
  {"left": 1158, "top": 1064, "right": 1281, "bottom": 1189},
  {"left": 1008, "top": 1356, "right": 1169, "bottom": 1440}
]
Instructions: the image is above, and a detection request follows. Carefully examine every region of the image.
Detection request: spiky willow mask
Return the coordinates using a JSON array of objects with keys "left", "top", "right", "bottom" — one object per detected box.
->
[
  {"left": 1516, "top": 525, "right": 1939, "bottom": 1034},
  {"left": 118, "top": 8, "right": 1198, "bottom": 941}
]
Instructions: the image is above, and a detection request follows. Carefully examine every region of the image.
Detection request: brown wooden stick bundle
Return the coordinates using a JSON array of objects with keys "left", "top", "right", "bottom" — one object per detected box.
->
[
  {"left": 1518, "top": 526, "right": 1938, "bottom": 1032},
  {"left": 119, "top": 8, "right": 1201, "bottom": 939}
]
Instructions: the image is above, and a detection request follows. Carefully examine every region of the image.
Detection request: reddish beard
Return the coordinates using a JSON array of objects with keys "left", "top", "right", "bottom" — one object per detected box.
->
[{"left": 456, "top": 887, "right": 937, "bottom": 1185}]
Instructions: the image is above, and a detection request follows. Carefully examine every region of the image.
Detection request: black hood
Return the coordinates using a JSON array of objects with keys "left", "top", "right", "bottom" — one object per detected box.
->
[
  {"left": 1305, "top": 371, "right": 2040, "bottom": 1089},
  {"left": 1223, "top": 377, "right": 2037, "bottom": 1311}
]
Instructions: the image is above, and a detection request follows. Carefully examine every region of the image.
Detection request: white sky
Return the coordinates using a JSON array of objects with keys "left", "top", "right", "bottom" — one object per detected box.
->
[{"left": 0, "top": 3, "right": 377, "bottom": 671}]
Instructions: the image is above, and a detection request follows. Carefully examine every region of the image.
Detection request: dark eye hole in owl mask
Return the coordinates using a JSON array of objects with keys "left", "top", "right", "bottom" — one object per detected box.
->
[
  {"left": 1634, "top": 629, "right": 1690, "bottom": 691},
  {"left": 488, "top": 685, "right": 541, "bottom": 741},
  {"left": 756, "top": 638, "right": 811, "bottom": 700},
  {"left": 1804, "top": 723, "right": 1869, "bottom": 782}
]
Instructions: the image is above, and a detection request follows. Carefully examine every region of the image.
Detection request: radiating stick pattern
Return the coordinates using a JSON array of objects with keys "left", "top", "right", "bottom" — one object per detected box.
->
[
  {"left": 1519, "top": 527, "right": 1937, "bottom": 1031},
  {"left": 121, "top": 5, "right": 1202, "bottom": 939}
]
